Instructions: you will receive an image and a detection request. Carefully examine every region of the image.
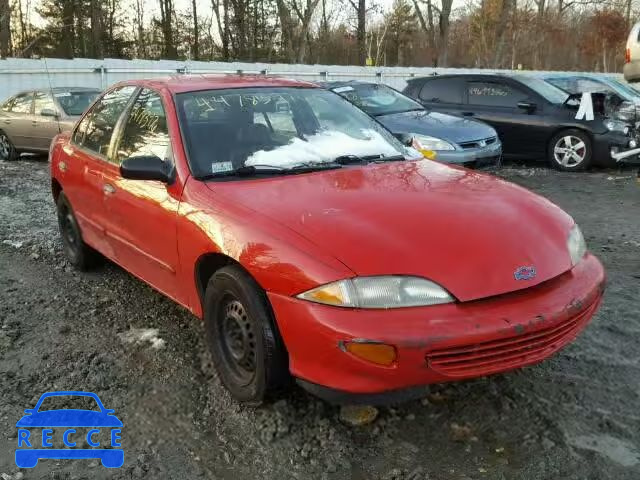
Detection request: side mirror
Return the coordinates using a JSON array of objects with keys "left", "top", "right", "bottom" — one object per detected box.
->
[
  {"left": 120, "top": 155, "right": 171, "bottom": 183},
  {"left": 517, "top": 101, "right": 537, "bottom": 113},
  {"left": 40, "top": 108, "right": 58, "bottom": 118},
  {"left": 393, "top": 132, "right": 414, "bottom": 146}
]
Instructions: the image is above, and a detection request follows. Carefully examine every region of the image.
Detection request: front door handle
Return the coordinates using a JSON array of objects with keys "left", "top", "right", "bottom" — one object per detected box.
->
[
  {"left": 103, "top": 183, "right": 116, "bottom": 195},
  {"left": 461, "top": 112, "right": 475, "bottom": 117},
  {"left": 3, "top": 119, "right": 10, "bottom": 124}
]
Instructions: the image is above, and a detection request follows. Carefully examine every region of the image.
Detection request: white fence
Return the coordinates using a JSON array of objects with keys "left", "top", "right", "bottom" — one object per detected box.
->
[{"left": 0, "top": 57, "right": 623, "bottom": 100}]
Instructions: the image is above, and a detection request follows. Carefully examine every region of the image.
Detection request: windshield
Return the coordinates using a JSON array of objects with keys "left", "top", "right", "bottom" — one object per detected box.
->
[
  {"left": 55, "top": 91, "right": 101, "bottom": 116},
  {"left": 607, "top": 79, "right": 640, "bottom": 99},
  {"left": 517, "top": 76, "right": 569, "bottom": 104},
  {"left": 176, "top": 87, "right": 413, "bottom": 177},
  {"left": 37, "top": 395, "right": 100, "bottom": 412},
  {"left": 330, "top": 84, "right": 424, "bottom": 116}
]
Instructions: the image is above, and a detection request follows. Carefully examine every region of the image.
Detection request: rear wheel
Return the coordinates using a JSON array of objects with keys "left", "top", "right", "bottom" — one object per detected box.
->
[
  {"left": 0, "top": 131, "right": 18, "bottom": 161},
  {"left": 204, "top": 265, "right": 289, "bottom": 405},
  {"left": 548, "top": 129, "right": 592, "bottom": 171},
  {"left": 56, "top": 192, "right": 100, "bottom": 270}
]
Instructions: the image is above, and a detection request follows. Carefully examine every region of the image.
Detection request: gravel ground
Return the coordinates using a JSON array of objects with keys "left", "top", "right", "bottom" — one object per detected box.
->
[{"left": 0, "top": 157, "right": 639, "bottom": 480}]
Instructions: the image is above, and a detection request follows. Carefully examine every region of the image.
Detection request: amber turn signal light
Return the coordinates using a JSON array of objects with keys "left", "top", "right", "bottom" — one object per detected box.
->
[{"left": 343, "top": 341, "right": 397, "bottom": 366}]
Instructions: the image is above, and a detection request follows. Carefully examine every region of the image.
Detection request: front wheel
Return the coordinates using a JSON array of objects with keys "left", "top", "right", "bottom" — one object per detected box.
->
[
  {"left": 548, "top": 129, "right": 592, "bottom": 171},
  {"left": 204, "top": 265, "right": 289, "bottom": 405},
  {"left": 0, "top": 131, "right": 18, "bottom": 161},
  {"left": 56, "top": 192, "right": 100, "bottom": 270}
]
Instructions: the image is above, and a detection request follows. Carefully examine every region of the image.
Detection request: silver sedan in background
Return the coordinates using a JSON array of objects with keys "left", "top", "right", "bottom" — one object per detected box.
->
[{"left": 0, "top": 87, "right": 101, "bottom": 161}]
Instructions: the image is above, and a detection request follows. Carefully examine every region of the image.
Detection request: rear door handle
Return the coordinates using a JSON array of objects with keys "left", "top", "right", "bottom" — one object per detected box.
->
[
  {"left": 461, "top": 112, "right": 475, "bottom": 117},
  {"left": 103, "top": 183, "right": 116, "bottom": 195},
  {"left": 3, "top": 119, "right": 10, "bottom": 124}
]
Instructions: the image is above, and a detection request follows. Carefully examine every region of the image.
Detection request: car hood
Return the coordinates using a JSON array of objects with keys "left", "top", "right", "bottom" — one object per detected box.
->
[
  {"left": 377, "top": 110, "right": 497, "bottom": 145},
  {"left": 208, "top": 161, "right": 575, "bottom": 302},
  {"left": 16, "top": 410, "right": 123, "bottom": 427}
]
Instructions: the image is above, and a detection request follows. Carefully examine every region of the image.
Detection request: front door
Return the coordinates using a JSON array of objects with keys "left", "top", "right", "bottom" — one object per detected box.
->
[
  {"left": 68, "top": 86, "right": 138, "bottom": 258},
  {"left": 102, "top": 88, "right": 182, "bottom": 303},
  {"left": 31, "top": 91, "right": 61, "bottom": 151}
]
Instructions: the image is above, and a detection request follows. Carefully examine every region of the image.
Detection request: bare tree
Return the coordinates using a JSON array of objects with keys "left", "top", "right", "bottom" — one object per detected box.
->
[
  {"left": 0, "top": 0, "right": 12, "bottom": 57},
  {"left": 135, "top": 0, "right": 145, "bottom": 57},
  {"left": 347, "top": 0, "right": 367, "bottom": 65},
  {"left": 191, "top": 0, "right": 199, "bottom": 59},
  {"left": 158, "top": 0, "right": 177, "bottom": 59}
]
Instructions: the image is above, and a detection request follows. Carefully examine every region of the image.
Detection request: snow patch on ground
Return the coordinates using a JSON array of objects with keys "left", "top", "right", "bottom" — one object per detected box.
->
[{"left": 118, "top": 328, "right": 166, "bottom": 349}]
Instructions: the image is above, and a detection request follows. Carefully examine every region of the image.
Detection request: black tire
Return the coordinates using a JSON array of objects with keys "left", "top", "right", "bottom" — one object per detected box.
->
[
  {"left": 0, "top": 130, "right": 18, "bottom": 161},
  {"left": 548, "top": 129, "right": 592, "bottom": 171},
  {"left": 56, "top": 192, "right": 100, "bottom": 270},
  {"left": 204, "top": 265, "right": 289, "bottom": 405}
]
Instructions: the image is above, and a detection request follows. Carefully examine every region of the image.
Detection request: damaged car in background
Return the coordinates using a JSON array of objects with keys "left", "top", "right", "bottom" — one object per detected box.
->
[
  {"left": 404, "top": 74, "right": 638, "bottom": 170},
  {"left": 320, "top": 81, "right": 502, "bottom": 169}
]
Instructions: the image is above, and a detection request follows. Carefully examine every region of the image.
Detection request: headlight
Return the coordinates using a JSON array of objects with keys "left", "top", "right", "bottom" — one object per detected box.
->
[
  {"left": 568, "top": 224, "right": 587, "bottom": 266},
  {"left": 412, "top": 134, "right": 456, "bottom": 151},
  {"left": 296, "top": 276, "right": 455, "bottom": 308}
]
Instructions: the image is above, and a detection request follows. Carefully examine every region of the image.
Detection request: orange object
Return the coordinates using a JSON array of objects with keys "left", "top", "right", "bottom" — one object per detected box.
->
[{"left": 344, "top": 341, "right": 397, "bottom": 366}]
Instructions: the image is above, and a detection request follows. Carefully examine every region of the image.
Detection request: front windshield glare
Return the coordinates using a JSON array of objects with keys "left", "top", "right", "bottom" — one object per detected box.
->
[
  {"left": 176, "top": 87, "right": 413, "bottom": 177},
  {"left": 334, "top": 84, "right": 423, "bottom": 115}
]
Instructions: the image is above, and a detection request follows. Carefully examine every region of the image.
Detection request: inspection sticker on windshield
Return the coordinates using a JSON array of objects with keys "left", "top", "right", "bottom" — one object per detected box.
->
[
  {"left": 212, "top": 162, "right": 234, "bottom": 174},
  {"left": 332, "top": 86, "right": 354, "bottom": 93}
]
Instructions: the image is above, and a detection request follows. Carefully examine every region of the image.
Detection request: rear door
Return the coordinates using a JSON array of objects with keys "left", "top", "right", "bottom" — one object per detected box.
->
[
  {"left": 1, "top": 92, "right": 34, "bottom": 150},
  {"left": 31, "top": 91, "right": 61, "bottom": 151},
  {"left": 463, "top": 79, "right": 548, "bottom": 157},
  {"left": 415, "top": 77, "right": 468, "bottom": 115},
  {"left": 102, "top": 88, "right": 182, "bottom": 302},
  {"left": 68, "top": 86, "right": 138, "bottom": 258}
]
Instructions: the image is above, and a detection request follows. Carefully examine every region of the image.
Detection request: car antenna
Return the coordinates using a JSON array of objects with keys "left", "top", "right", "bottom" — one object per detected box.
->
[{"left": 43, "top": 57, "right": 62, "bottom": 134}]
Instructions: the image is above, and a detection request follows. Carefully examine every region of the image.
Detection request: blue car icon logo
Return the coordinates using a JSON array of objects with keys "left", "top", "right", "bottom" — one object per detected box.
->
[{"left": 15, "top": 391, "right": 123, "bottom": 468}]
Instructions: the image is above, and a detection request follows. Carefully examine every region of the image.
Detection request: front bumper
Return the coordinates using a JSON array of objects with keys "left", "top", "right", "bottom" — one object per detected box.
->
[
  {"left": 433, "top": 140, "right": 502, "bottom": 169},
  {"left": 269, "top": 254, "right": 605, "bottom": 404},
  {"left": 593, "top": 130, "right": 636, "bottom": 166}
]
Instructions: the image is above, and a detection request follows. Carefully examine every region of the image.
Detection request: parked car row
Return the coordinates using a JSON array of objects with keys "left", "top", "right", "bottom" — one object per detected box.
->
[{"left": 3, "top": 72, "right": 640, "bottom": 172}]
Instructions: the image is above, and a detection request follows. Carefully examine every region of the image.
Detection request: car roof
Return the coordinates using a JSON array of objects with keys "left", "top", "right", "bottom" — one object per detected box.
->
[
  {"left": 321, "top": 80, "right": 377, "bottom": 89},
  {"left": 113, "top": 75, "right": 318, "bottom": 94},
  {"left": 408, "top": 73, "right": 508, "bottom": 83}
]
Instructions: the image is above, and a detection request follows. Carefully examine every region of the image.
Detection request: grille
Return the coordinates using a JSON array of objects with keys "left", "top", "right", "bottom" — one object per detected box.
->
[
  {"left": 426, "top": 297, "right": 600, "bottom": 377},
  {"left": 459, "top": 136, "right": 498, "bottom": 150}
]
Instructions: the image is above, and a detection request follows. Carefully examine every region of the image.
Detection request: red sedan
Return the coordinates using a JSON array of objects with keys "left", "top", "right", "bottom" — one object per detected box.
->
[{"left": 49, "top": 76, "right": 605, "bottom": 405}]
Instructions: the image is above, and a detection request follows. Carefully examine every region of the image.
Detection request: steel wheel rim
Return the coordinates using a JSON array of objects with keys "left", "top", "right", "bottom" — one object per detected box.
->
[
  {"left": 554, "top": 135, "right": 586, "bottom": 167},
  {"left": 219, "top": 297, "right": 257, "bottom": 386},
  {"left": 0, "top": 134, "right": 9, "bottom": 159}
]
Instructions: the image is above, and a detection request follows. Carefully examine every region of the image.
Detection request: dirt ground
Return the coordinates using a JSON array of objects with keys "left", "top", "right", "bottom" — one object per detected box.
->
[{"left": 0, "top": 157, "right": 639, "bottom": 480}]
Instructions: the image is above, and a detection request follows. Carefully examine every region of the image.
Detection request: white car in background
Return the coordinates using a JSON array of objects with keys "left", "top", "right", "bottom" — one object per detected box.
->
[{"left": 624, "top": 22, "right": 640, "bottom": 82}]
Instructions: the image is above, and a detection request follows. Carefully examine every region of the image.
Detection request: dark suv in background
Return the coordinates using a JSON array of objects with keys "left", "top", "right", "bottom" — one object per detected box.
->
[{"left": 403, "top": 74, "right": 635, "bottom": 170}]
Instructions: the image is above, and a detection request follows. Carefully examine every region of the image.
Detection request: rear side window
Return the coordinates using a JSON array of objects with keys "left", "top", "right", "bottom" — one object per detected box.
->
[
  {"left": 73, "top": 86, "right": 136, "bottom": 157},
  {"left": 115, "top": 89, "right": 171, "bottom": 165},
  {"left": 9, "top": 93, "right": 33, "bottom": 114},
  {"left": 467, "top": 81, "right": 528, "bottom": 108},
  {"left": 419, "top": 78, "right": 464, "bottom": 104}
]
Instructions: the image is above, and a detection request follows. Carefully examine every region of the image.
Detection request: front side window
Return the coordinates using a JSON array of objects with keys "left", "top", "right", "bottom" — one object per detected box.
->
[
  {"left": 73, "top": 86, "right": 136, "bottom": 157},
  {"left": 116, "top": 89, "right": 171, "bottom": 165},
  {"left": 332, "top": 84, "right": 423, "bottom": 116},
  {"left": 176, "top": 87, "right": 413, "bottom": 177},
  {"left": 467, "top": 82, "right": 528, "bottom": 108},
  {"left": 33, "top": 92, "right": 56, "bottom": 115},
  {"left": 9, "top": 93, "right": 33, "bottom": 114}
]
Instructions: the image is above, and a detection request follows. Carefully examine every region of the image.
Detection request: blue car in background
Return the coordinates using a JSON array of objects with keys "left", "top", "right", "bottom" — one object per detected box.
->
[
  {"left": 15, "top": 391, "right": 123, "bottom": 468},
  {"left": 321, "top": 81, "right": 502, "bottom": 169}
]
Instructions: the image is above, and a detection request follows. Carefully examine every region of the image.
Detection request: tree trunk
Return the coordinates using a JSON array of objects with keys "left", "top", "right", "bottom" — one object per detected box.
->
[
  {"left": 357, "top": 0, "right": 366, "bottom": 64},
  {"left": 492, "top": 0, "right": 515, "bottom": 68},
  {"left": 90, "top": 0, "right": 103, "bottom": 58},
  {"left": 437, "top": 0, "right": 453, "bottom": 67},
  {"left": 159, "top": 0, "right": 177, "bottom": 59},
  {"left": 136, "top": 0, "right": 145, "bottom": 58},
  {"left": 0, "top": 0, "right": 10, "bottom": 58},
  {"left": 192, "top": 0, "right": 199, "bottom": 60}
]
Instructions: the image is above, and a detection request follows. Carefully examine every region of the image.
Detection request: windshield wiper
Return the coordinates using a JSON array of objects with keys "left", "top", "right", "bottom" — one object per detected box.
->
[
  {"left": 195, "top": 162, "right": 343, "bottom": 180},
  {"left": 334, "top": 154, "right": 406, "bottom": 164}
]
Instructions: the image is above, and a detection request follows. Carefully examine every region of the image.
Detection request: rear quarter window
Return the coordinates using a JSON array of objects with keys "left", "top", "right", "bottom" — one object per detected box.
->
[{"left": 419, "top": 78, "right": 463, "bottom": 104}]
